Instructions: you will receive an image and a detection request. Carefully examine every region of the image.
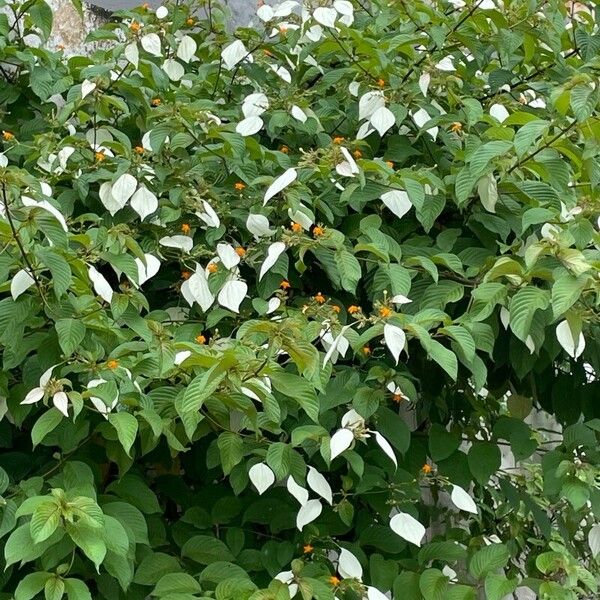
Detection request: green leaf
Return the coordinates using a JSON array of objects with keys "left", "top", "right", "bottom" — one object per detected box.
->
[
  {"left": 67, "top": 523, "right": 107, "bottom": 570},
  {"left": 217, "top": 432, "right": 244, "bottom": 475},
  {"left": 376, "top": 407, "right": 410, "bottom": 454},
  {"left": 180, "top": 365, "right": 227, "bottom": 414},
  {"left": 108, "top": 412, "right": 139, "bottom": 456},
  {"left": 467, "top": 442, "right": 501, "bottom": 485},
  {"left": 469, "top": 544, "right": 510, "bottom": 579},
  {"left": 29, "top": 0, "right": 53, "bottom": 39},
  {"left": 513, "top": 119, "right": 548, "bottom": 157},
  {"left": 30, "top": 500, "right": 61, "bottom": 543},
  {"left": 14, "top": 572, "right": 51, "bottom": 600},
  {"left": 265, "top": 442, "right": 294, "bottom": 480},
  {"left": 182, "top": 535, "right": 235, "bottom": 565},
  {"left": 335, "top": 249, "right": 361, "bottom": 293},
  {"left": 55, "top": 318, "right": 86, "bottom": 357},
  {"left": 428, "top": 424, "right": 460, "bottom": 461},
  {"left": 468, "top": 141, "right": 512, "bottom": 177},
  {"left": 44, "top": 576, "right": 65, "bottom": 600},
  {"left": 570, "top": 84, "right": 595, "bottom": 121},
  {"left": 484, "top": 574, "right": 518, "bottom": 600},
  {"left": 36, "top": 248, "right": 72, "bottom": 298},
  {"left": 63, "top": 578, "right": 93, "bottom": 600},
  {"left": 153, "top": 573, "right": 202, "bottom": 596},
  {"left": 477, "top": 174, "right": 498, "bottom": 213},
  {"left": 418, "top": 541, "right": 467, "bottom": 565},
  {"left": 508, "top": 287, "right": 550, "bottom": 342},
  {"left": 31, "top": 408, "right": 64, "bottom": 446},
  {"left": 269, "top": 370, "right": 319, "bottom": 422},
  {"left": 419, "top": 568, "right": 449, "bottom": 600}
]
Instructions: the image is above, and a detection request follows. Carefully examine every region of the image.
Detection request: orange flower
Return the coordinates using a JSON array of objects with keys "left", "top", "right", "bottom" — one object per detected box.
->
[
  {"left": 353, "top": 149, "right": 362, "bottom": 159},
  {"left": 314, "top": 292, "right": 326, "bottom": 304},
  {"left": 134, "top": 145, "right": 144, "bottom": 154},
  {"left": 181, "top": 270, "right": 191, "bottom": 280},
  {"left": 129, "top": 20, "right": 141, "bottom": 32},
  {"left": 385, "top": 160, "right": 394, "bottom": 169},
  {"left": 392, "top": 393, "right": 405, "bottom": 404},
  {"left": 207, "top": 263, "right": 218, "bottom": 274},
  {"left": 377, "top": 78, "right": 385, "bottom": 87},
  {"left": 450, "top": 122, "right": 463, "bottom": 133},
  {"left": 280, "top": 280, "right": 291, "bottom": 290},
  {"left": 263, "top": 49, "right": 273, "bottom": 57},
  {"left": 291, "top": 222, "right": 303, "bottom": 233},
  {"left": 348, "top": 305, "right": 361, "bottom": 315},
  {"left": 379, "top": 306, "right": 392, "bottom": 318},
  {"left": 235, "top": 247, "right": 246, "bottom": 257},
  {"left": 181, "top": 223, "right": 191, "bottom": 235},
  {"left": 186, "top": 17, "right": 194, "bottom": 25},
  {"left": 329, "top": 576, "right": 341, "bottom": 586},
  {"left": 280, "top": 145, "right": 289, "bottom": 154},
  {"left": 312, "top": 226, "right": 325, "bottom": 237},
  {"left": 107, "top": 359, "right": 119, "bottom": 370},
  {"left": 196, "top": 334, "right": 206, "bottom": 344},
  {"left": 421, "top": 463, "right": 433, "bottom": 474},
  {"left": 332, "top": 305, "right": 340, "bottom": 313},
  {"left": 333, "top": 136, "right": 345, "bottom": 144},
  {"left": 2, "top": 131, "right": 15, "bottom": 141},
  {"left": 303, "top": 544, "right": 314, "bottom": 554},
  {"left": 234, "top": 182, "right": 246, "bottom": 191},
  {"left": 57, "top": 44, "right": 65, "bottom": 50},
  {"left": 362, "top": 346, "right": 371, "bottom": 355},
  {"left": 151, "top": 97, "right": 161, "bottom": 107},
  {"left": 94, "top": 151, "right": 105, "bottom": 162},
  {"left": 279, "top": 25, "right": 288, "bottom": 34}
]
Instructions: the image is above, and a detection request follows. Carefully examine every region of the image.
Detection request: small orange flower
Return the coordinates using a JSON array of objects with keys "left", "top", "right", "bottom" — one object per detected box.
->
[
  {"left": 151, "top": 97, "right": 161, "bottom": 107},
  {"left": 186, "top": 17, "right": 194, "bottom": 25},
  {"left": 377, "top": 78, "right": 385, "bottom": 87},
  {"left": 332, "top": 305, "right": 340, "bottom": 313},
  {"left": 134, "top": 145, "right": 144, "bottom": 154},
  {"left": 303, "top": 544, "right": 314, "bottom": 554},
  {"left": 362, "top": 346, "right": 371, "bottom": 355},
  {"left": 196, "top": 334, "right": 206, "bottom": 344},
  {"left": 392, "top": 393, "right": 404, "bottom": 404},
  {"left": 94, "top": 151, "right": 105, "bottom": 162},
  {"left": 279, "top": 25, "right": 288, "bottom": 34},
  {"left": 263, "top": 49, "right": 273, "bottom": 57},
  {"left": 379, "top": 306, "right": 392, "bottom": 318},
  {"left": 314, "top": 292, "right": 326, "bottom": 304},
  {"left": 385, "top": 160, "right": 394, "bottom": 169},
  {"left": 107, "top": 359, "right": 119, "bottom": 370},
  {"left": 129, "top": 20, "right": 141, "bottom": 32},
  {"left": 181, "top": 270, "right": 191, "bottom": 280},
  {"left": 333, "top": 136, "right": 345, "bottom": 144},
  {"left": 141, "top": 3, "right": 149, "bottom": 9},
  {"left": 280, "top": 280, "right": 291, "bottom": 290},
  {"left": 450, "top": 122, "right": 463, "bottom": 133},
  {"left": 234, "top": 182, "right": 246, "bottom": 191},
  {"left": 291, "top": 222, "right": 303, "bottom": 233},
  {"left": 2, "top": 131, "right": 15, "bottom": 141},
  {"left": 312, "top": 226, "right": 325, "bottom": 237},
  {"left": 181, "top": 223, "right": 191, "bottom": 235},
  {"left": 348, "top": 305, "right": 361, "bottom": 315},
  {"left": 207, "top": 263, "right": 218, "bottom": 274},
  {"left": 421, "top": 463, "right": 433, "bottom": 474},
  {"left": 57, "top": 44, "right": 65, "bottom": 50},
  {"left": 329, "top": 576, "right": 341, "bottom": 586},
  {"left": 280, "top": 145, "right": 289, "bottom": 154},
  {"left": 353, "top": 149, "right": 362, "bottom": 159},
  {"left": 235, "top": 247, "right": 246, "bottom": 257}
]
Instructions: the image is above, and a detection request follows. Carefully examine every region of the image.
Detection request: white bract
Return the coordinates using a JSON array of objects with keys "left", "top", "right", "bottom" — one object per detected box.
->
[
  {"left": 135, "top": 254, "right": 161, "bottom": 286},
  {"left": 313, "top": 6, "right": 337, "bottom": 27},
  {"left": 21, "top": 365, "right": 69, "bottom": 417},
  {"left": 384, "top": 323, "right": 406, "bottom": 364},
  {"left": 381, "top": 190, "right": 412, "bottom": 219},
  {"left": 81, "top": 79, "right": 96, "bottom": 99},
  {"left": 246, "top": 213, "right": 273, "bottom": 238},
  {"left": 556, "top": 320, "right": 585, "bottom": 359},
  {"left": 287, "top": 477, "right": 309, "bottom": 505},
  {"left": 236, "top": 116, "right": 264, "bottom": 137},
  {"left": 242, "top": 93, "right": 269, "bottom": 118},
  {"left": 159, "top": 235, "right": 194, "bottom": 253},
  {"left": 217, "top": 243, "right": 241, "bottom": 270},
  {"left": 291, "top": 105, "right": 307, "bottom": 122},
  {"left": 249, "top": 463, "right": 275, "bottom": 495},
  {"left": 222, "top": 40, "right": 249, "bottom": 69},
  {"left": 177, "top": 36, "right": 197, "bottom": 63},
  {"left": 88, "top": 266, "right": 113, "bottom": 304},
  {"left": 217, "top": 280, "right": 247, "bottom": 313},
  {"left": 390, "top": 512, "right": 426, "bottom": 546},
  {"left": 264, "top": 168, "right": 297, "bottom": 204},
  {"left": 130, "top": 186, "right": 158, "bottom": 221},
  {"left": 182, "top": 269, "right": 214, "bottom": 312},
  {"left": 259, "top": 242, "right": 286, "bottom": 280},
  {"left": 296, "top": 499, "right": 322, "bottom": 530},
  {"left": 370, "top": 106, "right": 395, "bottom": 136},
  {"left": 21, "top": 196, "right": 68, "bottom": 231},
  {"left": 307, "top": 466, "right": 333, "bottom": 504},
  {"left": 11, "top": 269, "right": 35, "bottom": 300},
  {"left": 451, "top": 484, "right": 478, "bottom": 514},
  {"left": 338, "top": 548, "right": 362, "bottom": 580},
  {"left": 87, "top": 379, "right": 118, "bottom": 418},
  {"left": 196, "top": 200, "right": 220, "bottom": 229},
  {"left": 412, "top": 108, "right": 439, "bottom": 140},
  {"left": 489, "top": 103, "right": 509, "bottom": 123},
  {"left": 141, "top": 33, "right": 162, "bottom": 56},
  {"left": 359, "top": 91, "right": 385, "bottom": 120}
]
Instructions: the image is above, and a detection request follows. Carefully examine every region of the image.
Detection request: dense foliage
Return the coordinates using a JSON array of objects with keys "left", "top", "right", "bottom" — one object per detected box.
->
[{"left": 1, "top": 0, "right": 600, "bottom": 598}]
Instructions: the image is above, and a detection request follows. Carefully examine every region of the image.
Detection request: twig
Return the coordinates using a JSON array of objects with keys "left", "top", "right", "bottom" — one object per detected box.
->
[{"left": 329, "top": 28, "right": 378, "bottom": 82}]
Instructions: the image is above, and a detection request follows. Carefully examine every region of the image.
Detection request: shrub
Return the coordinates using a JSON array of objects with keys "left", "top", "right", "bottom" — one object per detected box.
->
[{"left": 1, "top": 0, "right": 599, "bottom": 598}]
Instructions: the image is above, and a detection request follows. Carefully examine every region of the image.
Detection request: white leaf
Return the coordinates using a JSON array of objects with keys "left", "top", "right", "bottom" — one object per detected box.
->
[
  {"left": 159, "top": 235, "right": 194, "bottom": 253},
  {"left": 246, "top": 213, "right": 272, "bottom": 238},
  {"left": 22, "top": 387, "right": 44, "bottom": 405},
  {"left": 334, "top": 0, "right": 354, "bottom": 15},
  {"left": 242, "top": 93, "right": 269, "bottom": 118},
  {"left": 348, "top": 81, "right": 360, "bottom": 97},
  {"left": 259, "top": 242, "right": 286, "bottom": 280},
  {"left": 222, "top": 39, "right": 248, "bottom": 70},
  {"left": 500, "top": 306, "right": 510, "bottom": 329},
  {"left": 390, "top": 512, "right": 426, "bottom": 546},
  {"left": 0, "top": 153, "right": 7, "bottom": 168},
  {"left": 323, "top": 326, "right": 351, "bottom": 366},
  {"left": 142, "top": 131, "right": 153, "bottom": 151},
  {"left": 341, "top": 409, "right": 364, "bottom": 429},
  {"left": 556, "top": 320, "right": 585, "bottom": 360},
  {"left": 489, "top": 103, "right": 509, "bottom": 123},
  {"left": 338, "top": 548, "right": 362, "bottom": 580},
  {"left": 81, "top": 79, "right": 96, "bottom": 99},
  {"left": 418, "top": 73, "right": 431, "bottom": 97},
  {"left": 162, "top": 58, "right": 184, "bottom": 81},
  {"left": 477, "top": 174, "right": 498, "bottom": 213},
  {"left": 11, "top": 269, "right": 35, "bottom": 300},
  {"left": 288, "top": 206, "right": 313, "bottom": 230},
  {"left": 249, "top": 463, "right": 275, "bottom": 495},
  {"left": 287, "top": 477, "right": 309, "bottom": 505},
  {"left": 374, "top": 432, "right": 397, "bottom": 467},
  {"left": 359, "top": 91, "right": 385, "bottom": 120},
  {"left": 435, "top": 56, "right": 455, "bottom": 71},
  {"left": 370, "top": 106, "right": 395, "bottom": 136},
  {"left": 185, "top": 270, "right": 214, "bottom": 311},
  {"left": 337, "top": 147, "right": 359, "bottom": 177},
  {"left": 356, "top": 121, "right": 375, "bottom": 140},
  {"left": 264, "top": 168, "right": 297, "bottom": 204},
  {"left": 291, "top": 105, "right": 307, "bottom": 123},
  {"left": 218, "top": 280, "right": 247, "bottom": 313},
  {"left": 296, "top": 499, "right": 322, "bottom": 531},
  {"left": 124, "top": 42, "right": 139, "bottom": 67},
  {"left": 381, "top": 190, "right": 412, "bottom": 219},
  {"left": 525, "top": 335, "right": 535, "bottom": 355},
  {"left": 257, "top": 4, "right": 274, "bottom": 21},
  {"left": 266, "top": 297, "right": 281, "bottom": 314},
  {"left": 21, "top": 197, "right": 68, "bottom": 231},
  {"left": 330, "top": 428, "right": 354, "bottom": 461},
  {"left": 112, "top": 173, "right": 137, "bottom": 205},
  {"left": 135, "top": 254, "right": 160, "bottom": 286},
  {"left": 367, "top": 586, "right": 389, "bottom": 600},
  {"left": 217, "top": 243, "right": 241, "bottom": 270},
  {"left": 384, "top": 323, "right": 406, "bottom": 364},
  {"left": 451, "top": 484, "right": 478, "bottom": 514},
  {"left": 177, "top": 35, "right": 197, "bottom": 63},
  {"left": 52, "top": 391, "right": 69, "bottom": 417},
  {"left": 57, "top": 146, "right": 75, "bottom": 170},
  {"left": 305, "top": 24, "right": 323, "bottom": 42},
  {"left": 270, "top": 64, "right": 291, "bottom": 83},
  {"left": 141, "top": 33, "right": 162, "bottom": 56},
  {"left": 40, "top": 365, "right": 56, "bottom": 387},
  {"left": 197, "top": 200, "right": 220, "bottom": 228},
  {"left": 391, "top": 294, "right": 412, "bottom": 305},
  {"left": 307, "top": 466, "right": 333, "bottom": 505},
  {"left": 130, "top": 186, "right": 158, "bottom": 220},
  {"left": 274, "top": 0, "right": 298, "bottom": 17},
  {"left": 236, "top": 116, "right": 264, "bottom": 137},
  {"left": 412, "top": 108, "right": 438, "bottom": 140},
  {"left": 88, "top": 266, "right": 113, "bottom": 304},
  {"left": 313, "top": 6, "right": 337, "bottom": 27},
  {"left": 588, "top": 524, "right": 600, "bottom": 557},
  {"left": 174, "top": 351, "right": 191, "bottom": 366},
  {"left": 155, "top": 5, "right": 168, "bottom": 19}
]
